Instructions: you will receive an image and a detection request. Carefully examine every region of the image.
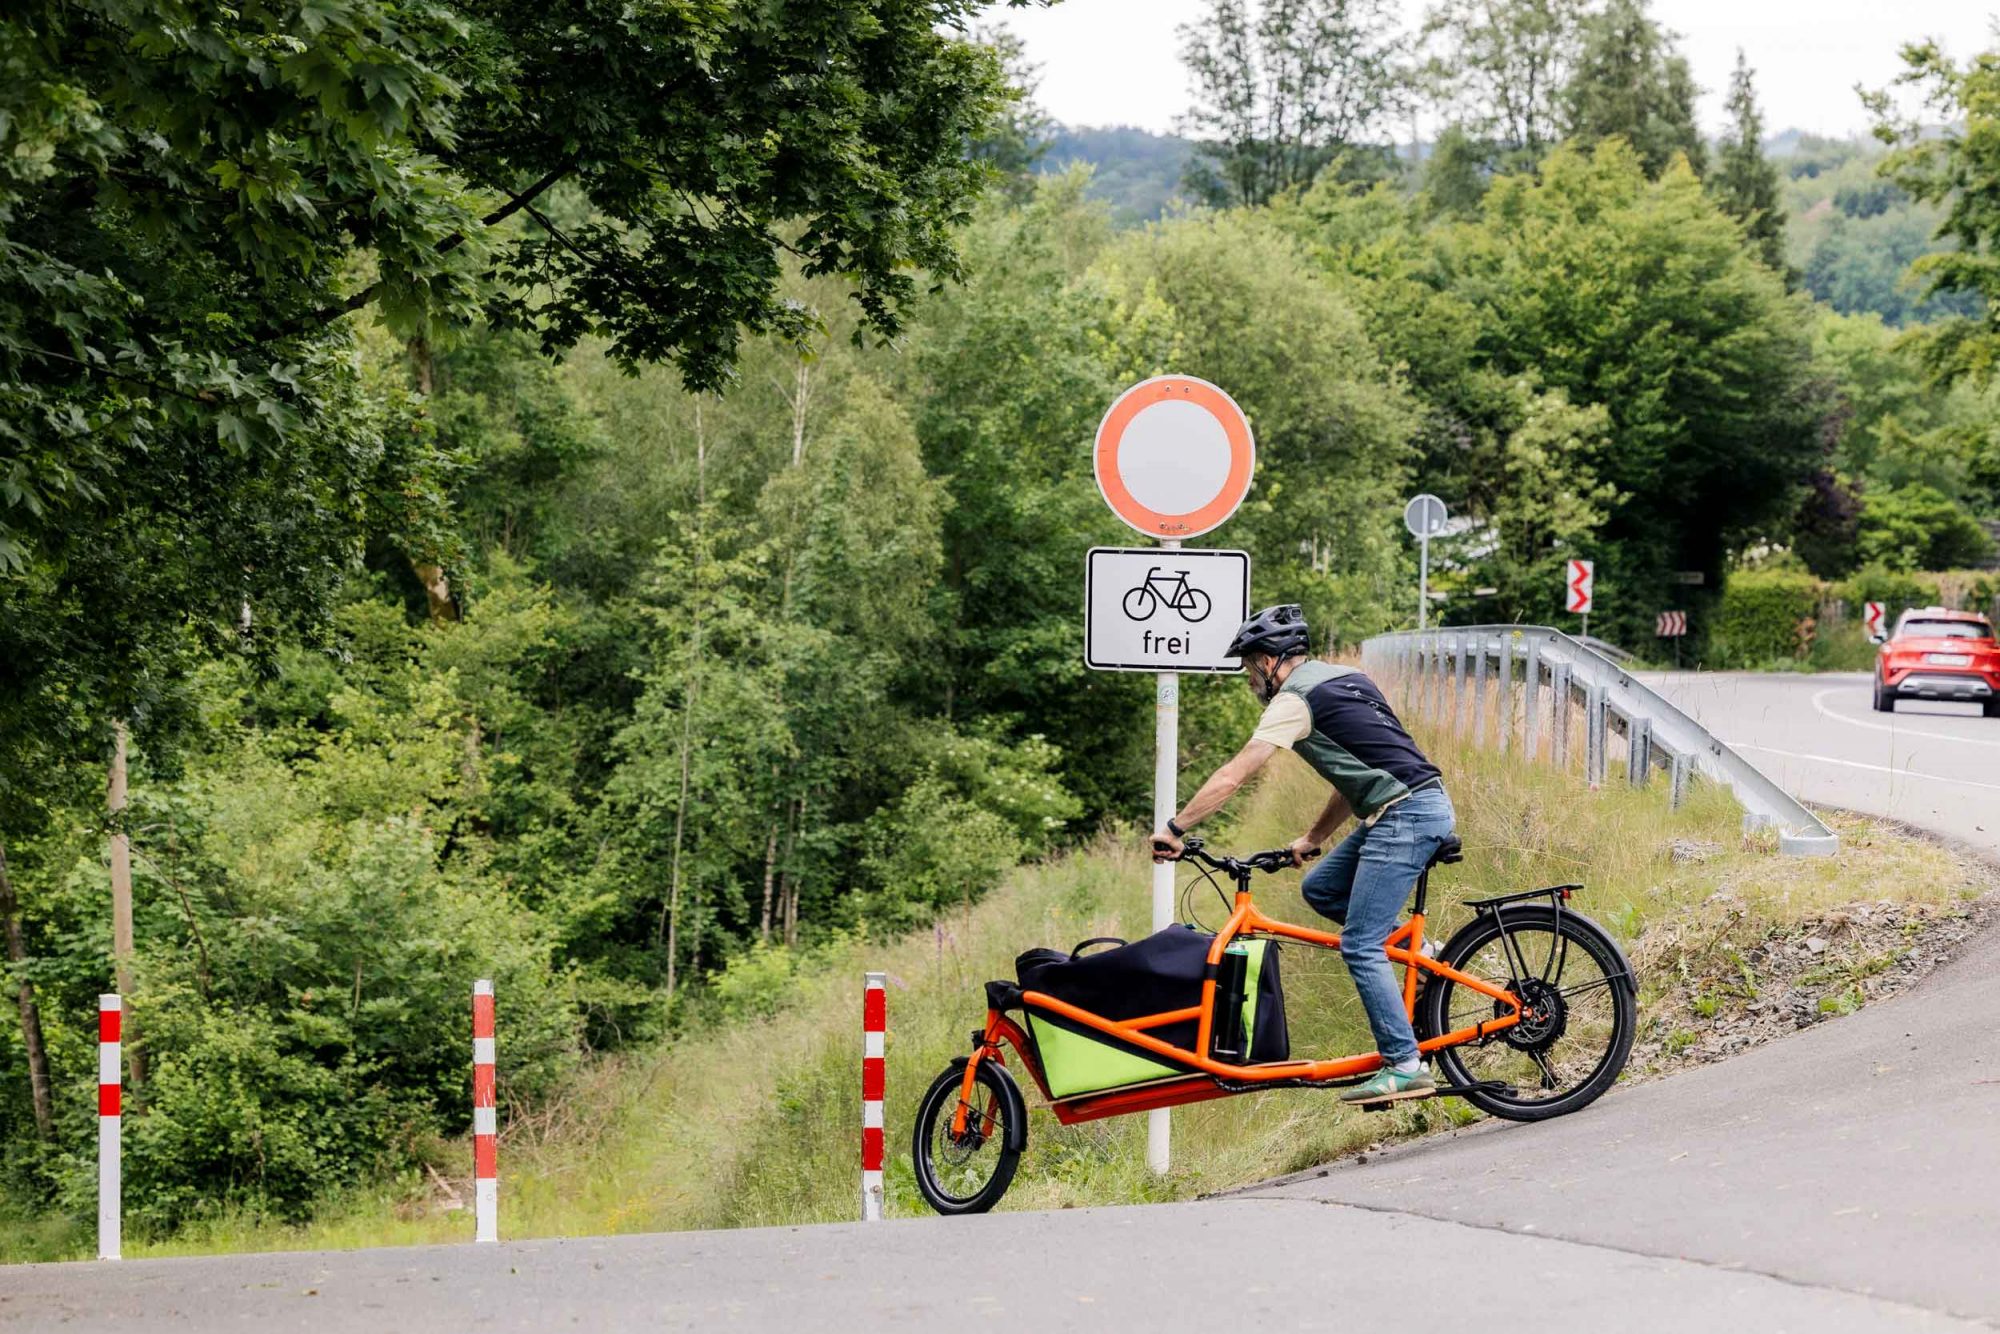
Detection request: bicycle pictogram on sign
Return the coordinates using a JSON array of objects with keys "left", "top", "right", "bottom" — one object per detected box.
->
[{"left": 1122, "top": 567, "right": 1213, "bottom": 624}]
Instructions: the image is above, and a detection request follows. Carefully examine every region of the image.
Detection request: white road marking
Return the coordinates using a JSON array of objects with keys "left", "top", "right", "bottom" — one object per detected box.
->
[
  {"left": 1810, "top": 687, "right": 2000, "bottom": 750},
  {"left": 1720, "top": 741, "right": 2000, "bottom": 793}
]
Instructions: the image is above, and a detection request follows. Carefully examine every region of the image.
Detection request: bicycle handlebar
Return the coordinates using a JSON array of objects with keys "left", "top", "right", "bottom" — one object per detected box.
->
[{"left": 1165, "top": 836, "right": 1318, "bottom": 877}]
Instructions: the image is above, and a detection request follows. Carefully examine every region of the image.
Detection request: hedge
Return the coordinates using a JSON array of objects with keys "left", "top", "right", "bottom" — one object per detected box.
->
[
  {"left": 1710, "top": 570, "right": 1822, "bottom": 667},
  {"left": 1707, "top": 564, "right": 1999, "bottom": 670}
]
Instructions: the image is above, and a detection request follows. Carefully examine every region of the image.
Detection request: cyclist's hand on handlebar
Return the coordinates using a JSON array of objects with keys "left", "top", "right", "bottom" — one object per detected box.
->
[
  {"left": 1286, "top": 835, "right": 1323, "bottom": 868},
  {"left": 1150, "top": 827, "right": 1185, "bottom": 863}
]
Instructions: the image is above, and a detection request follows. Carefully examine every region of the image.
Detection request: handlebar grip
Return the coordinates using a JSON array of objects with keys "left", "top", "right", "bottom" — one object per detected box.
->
[{"left": 1150, "top": 835, "right": 1182, "bottom": 859}]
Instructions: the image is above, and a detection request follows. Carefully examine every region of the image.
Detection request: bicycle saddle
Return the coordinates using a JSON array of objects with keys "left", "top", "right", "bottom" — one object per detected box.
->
[{"left": 1427, "top": 836, "right": 1463, "bottom": 868}]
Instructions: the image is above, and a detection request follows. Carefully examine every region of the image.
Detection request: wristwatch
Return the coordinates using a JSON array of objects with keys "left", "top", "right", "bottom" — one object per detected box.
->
[{"left": 1166, "top": 818, "right": 1186, "bottom": 837}]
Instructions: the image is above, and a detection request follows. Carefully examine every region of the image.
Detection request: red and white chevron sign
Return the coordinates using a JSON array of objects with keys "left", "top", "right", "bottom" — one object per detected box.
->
[
  {"left": 1565, "top": 559, "right": 1594, "bottom": 615},
  {"left": 1863, "top": 601, "right": 1885, "bottom": 642},
  {"left": 1656, "top": 611, "right": 1686, "bottom": 637}
]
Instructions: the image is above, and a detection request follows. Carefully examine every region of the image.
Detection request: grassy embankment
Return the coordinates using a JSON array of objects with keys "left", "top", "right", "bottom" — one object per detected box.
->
[{"left": 8, "top": 708, "right": 1987, "bottom": 1261}]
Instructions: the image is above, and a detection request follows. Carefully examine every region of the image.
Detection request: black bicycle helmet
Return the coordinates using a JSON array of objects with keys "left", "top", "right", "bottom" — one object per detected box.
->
[{"left": 1226, "top": 604, "right": 1310, "bottom": 659}]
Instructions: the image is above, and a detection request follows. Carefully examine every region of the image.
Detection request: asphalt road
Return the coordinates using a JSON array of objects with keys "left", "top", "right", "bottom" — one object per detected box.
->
[
  {"left": 1641, "top": 670, "right": 2000, "bottom": 861},
  {"left": 5, "top": 672, "right": 1996, "bottom": 1333}
]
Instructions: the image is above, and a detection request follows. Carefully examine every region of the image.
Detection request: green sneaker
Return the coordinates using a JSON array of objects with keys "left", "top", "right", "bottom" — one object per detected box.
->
[{"left": 1339, "top": 1065, "right": 1436, "bottom": 1105}]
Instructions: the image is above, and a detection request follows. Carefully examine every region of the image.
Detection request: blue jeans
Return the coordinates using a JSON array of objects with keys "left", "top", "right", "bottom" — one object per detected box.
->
[{"left": 1300, "top": 785, "right": 1456, "bottom": 1066}]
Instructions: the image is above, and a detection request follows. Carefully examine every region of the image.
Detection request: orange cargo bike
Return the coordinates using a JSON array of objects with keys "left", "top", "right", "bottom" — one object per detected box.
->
[{"left": 912, "top": 836, "right": 1637, "bottom": 1214}]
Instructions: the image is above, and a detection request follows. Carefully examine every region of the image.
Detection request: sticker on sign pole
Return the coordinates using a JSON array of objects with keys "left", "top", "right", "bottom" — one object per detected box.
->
[
  {"left": 1085, "top": 548, "right": 1250, "bottom": 672},
  {"left": 1094, "top": 376, "right": 1255, "bottom": 539}
]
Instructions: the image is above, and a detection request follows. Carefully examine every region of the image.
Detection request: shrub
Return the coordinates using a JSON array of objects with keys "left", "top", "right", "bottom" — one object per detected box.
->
[{"left": 1710, "top": 570, "right": 1823, "bottom": 667}]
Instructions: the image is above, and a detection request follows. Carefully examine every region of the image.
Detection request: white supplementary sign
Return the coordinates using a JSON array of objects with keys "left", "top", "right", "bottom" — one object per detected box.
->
[
  {"left": 1085, "top": 547, "right": 1250, "bottom": 673},
  {"left": 1566, "top": 559, "right": 1595, "bottom": 615},
  {"left": 1656, "top": 611, "right": 1686, "bottom": 638},
  {"left": 1094, "top": 376, "right": 1255, "bottom": 539},
  {"left": 1864, "top": 601, "right": 1886, "bottom": 643}
]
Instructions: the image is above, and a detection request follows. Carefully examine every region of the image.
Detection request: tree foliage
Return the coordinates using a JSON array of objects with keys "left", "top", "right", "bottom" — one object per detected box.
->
[
  {"left": 1561, "top": 0, "right": 1703, "bottom": 177},
  {"left": 1710, "top": 50, "right": 1787, "bottom": 274},
  {"left": 1421, "top": 0, "right": 1586, "bottom": 167},
  {"left": 1179, "top": 0, "right": 1412, "bottom": 207},
  {"left": 1869, "top": 42, "right": 2000, "bottom": 388}
]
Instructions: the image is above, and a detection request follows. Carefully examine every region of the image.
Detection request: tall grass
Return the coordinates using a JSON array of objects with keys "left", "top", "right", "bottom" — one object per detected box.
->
[{"left": 10, "top": 717, "right": 1978, "bottom": 1260}]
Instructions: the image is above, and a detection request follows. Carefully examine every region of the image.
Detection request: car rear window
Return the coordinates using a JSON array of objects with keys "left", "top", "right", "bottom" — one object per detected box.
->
[{"left": 1898, "top": 619, "right": 1992, "bottom": 640}]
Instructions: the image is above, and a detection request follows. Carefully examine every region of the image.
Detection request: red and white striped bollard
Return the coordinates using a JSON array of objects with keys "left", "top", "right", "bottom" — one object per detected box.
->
[
  {"left": 472, "top": 979, "right": 498, "bottom": 1243},
  {"left": 862, "top": 972, "right": 885, "bottom": 1221},
  {"left": 98, "top": 993, "right": 121, "bottom": 1260}
]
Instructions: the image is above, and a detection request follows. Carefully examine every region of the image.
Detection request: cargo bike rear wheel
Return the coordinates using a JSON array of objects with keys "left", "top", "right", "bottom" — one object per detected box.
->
[
  {"left": 912, "top": 1059, "right": 1025, "bottom": 1215},
  {"left": 1420, "top": 905, "right": 1635, "bottom": 1121}
]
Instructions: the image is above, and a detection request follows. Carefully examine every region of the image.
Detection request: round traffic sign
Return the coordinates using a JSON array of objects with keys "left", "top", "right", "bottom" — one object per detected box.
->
[
  {"left": 1403, "top": 493, "right": 1447, "bottom": 538},
  {"left": 1094, "top": 375, "right": 1255, "bottom": 539}
]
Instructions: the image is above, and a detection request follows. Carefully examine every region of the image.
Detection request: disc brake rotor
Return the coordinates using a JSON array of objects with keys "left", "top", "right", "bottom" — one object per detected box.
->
[
  {"left": 1496, "top": 978, "right": 1567, "bottom": 1051},
  {"left": 943, "top": 1101, "right": 991, "bottom": 1157}
]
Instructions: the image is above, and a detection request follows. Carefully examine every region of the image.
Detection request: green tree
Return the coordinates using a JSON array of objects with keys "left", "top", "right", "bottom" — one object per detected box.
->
[
  {"left": 1561, "top": 0, "right": 1705, "bottom": 178},
  {"left": 1178, "top": 0, "right": 1412, "bottom": 207},
  {"left": 1419, "top": 124, "right": 1492, "bottom": 218},
  {"left": 1421, "top": 0, "right": 1587, "bottom": 167},
  {"left": 0, "top": 0, "right": 1028, "bottom": 815},
  {"left": 1857, "top": 483, "right": 1996, "bottom": 570},
  {"left": 970, "top": 28, "right": 1055, "bottom": 206},
  {"left": 1867, "top": 40, "right": 2000, "bottom": 386},
  {"left": 1480, "top": 383, "right": 1618, "bottom": 622},
  {"left": 1710, "top": 50, "right": 1787, "bottom": 273},
  {"left": 1448, "top": 141, "right": 1827, "bottom": 642}
]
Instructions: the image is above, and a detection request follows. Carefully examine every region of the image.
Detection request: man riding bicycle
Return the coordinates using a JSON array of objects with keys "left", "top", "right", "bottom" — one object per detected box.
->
[{"left": 1150, "top": 604, "right": 1456, "bottom": 1104}]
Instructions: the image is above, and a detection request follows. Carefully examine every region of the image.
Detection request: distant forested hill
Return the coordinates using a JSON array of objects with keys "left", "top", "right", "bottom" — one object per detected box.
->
[
  {"left": 1039, "top": 124, "right": 1195, "bottom": 224},
  {"left": 1041, "top": 123, "right": 1972, "bottom": 329},
  {"left": 1778, "top": 132, "right": 1978, "bottom": 327}
]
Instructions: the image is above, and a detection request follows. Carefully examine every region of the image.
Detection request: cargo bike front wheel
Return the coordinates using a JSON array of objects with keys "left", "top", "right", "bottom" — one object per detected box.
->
[{"left": 912, "top": 1058, "right": 1026, "bottom": 1215}]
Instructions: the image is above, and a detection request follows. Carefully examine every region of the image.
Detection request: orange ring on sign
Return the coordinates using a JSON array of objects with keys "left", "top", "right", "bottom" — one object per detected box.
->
[{"left": 1094, "top": 375, "right": 1255, "bottom": 538}]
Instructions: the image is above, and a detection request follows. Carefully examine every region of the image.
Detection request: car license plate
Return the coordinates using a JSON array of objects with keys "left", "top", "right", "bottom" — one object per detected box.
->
[{"left": 1925, "top": 652, "right": 1972, "bottom": 666}]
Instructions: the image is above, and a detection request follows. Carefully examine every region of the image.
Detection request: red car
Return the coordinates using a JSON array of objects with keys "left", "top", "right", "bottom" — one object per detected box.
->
[{"left": 1873, "top": 607, "right": 2000, "bottom": 716}]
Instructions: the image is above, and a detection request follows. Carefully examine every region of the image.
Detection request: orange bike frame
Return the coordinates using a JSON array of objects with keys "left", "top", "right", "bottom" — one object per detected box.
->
[{"left": 951, "top": 889, "right": 1523, "bottom": 1131}]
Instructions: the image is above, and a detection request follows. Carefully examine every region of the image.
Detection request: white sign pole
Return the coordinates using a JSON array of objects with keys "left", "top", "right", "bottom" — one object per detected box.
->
[
  {"left": 1092, "top": 375, "right": 1257, "bottom": 1180},
  {"left": 1147, "top": 540, "right": 1181, "bottom": 1175},
  {"left": 1418, "top": 533, "right": 1430, "bottom": 631},
  {"left": 1403, "top": 494, "right": 1446, "bottom": 632}
]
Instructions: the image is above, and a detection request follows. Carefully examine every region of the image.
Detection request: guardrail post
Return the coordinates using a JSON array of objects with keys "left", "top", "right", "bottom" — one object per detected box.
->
[
  {"left": 1496, "top": 635, "right": 1513, "bottom": 754},
  {"left": 1627, "top": 715, "right": 1652, "bottom": 786},
  {"left": 1428, "top": 632, "right": 1443, "bottom": 723},
  {"left": 1410, "top": 635, "right": 1426, "bottom": 718},
  {"left": 1471, "top": 635, "right": 1488, "bottom": 743},
  {"left": 1523, "top": 639, "right": 1542, "bottom": 760},
  {"left": 1451, "top": 632, "right": 1468, "bottom": 733},
  {"left": 1669, "top": 751, "right": 1692, "bottom": 808},
  {"left": 1550, "top": 662, "right": 1572, "bottom": 768},
  {"left": 1584, "top": 686, "right": 1607, "bottom": 786}
]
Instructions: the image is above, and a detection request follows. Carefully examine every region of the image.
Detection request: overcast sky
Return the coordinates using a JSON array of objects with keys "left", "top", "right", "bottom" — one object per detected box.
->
[{"left": 981, "top": 2, "right": 1997, "bottom": 141}]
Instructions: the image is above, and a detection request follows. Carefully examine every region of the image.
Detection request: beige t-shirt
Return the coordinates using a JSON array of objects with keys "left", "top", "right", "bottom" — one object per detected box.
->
[
  {"left": 1248, "top": 688, "right": 1422, "bottom": 826},
  {"left": 1249, "top": 691, "right": 1313, "bottom": 749}
]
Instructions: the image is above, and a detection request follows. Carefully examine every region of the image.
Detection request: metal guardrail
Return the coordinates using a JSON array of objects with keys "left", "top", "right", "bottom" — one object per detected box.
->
[{"left": 1360, "top": 625, "right": 1839, "bottom": 857}]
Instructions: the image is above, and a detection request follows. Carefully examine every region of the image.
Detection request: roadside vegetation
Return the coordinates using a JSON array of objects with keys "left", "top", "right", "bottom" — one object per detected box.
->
[{"left": 8, "top": 0, "right": 2000, "bottom": 1261}]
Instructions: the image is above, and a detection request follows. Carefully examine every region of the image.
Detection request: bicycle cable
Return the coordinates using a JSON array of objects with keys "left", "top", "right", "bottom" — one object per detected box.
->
[{"left": 1177, "top": 859, "right": 1235, "bottom": 935}]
